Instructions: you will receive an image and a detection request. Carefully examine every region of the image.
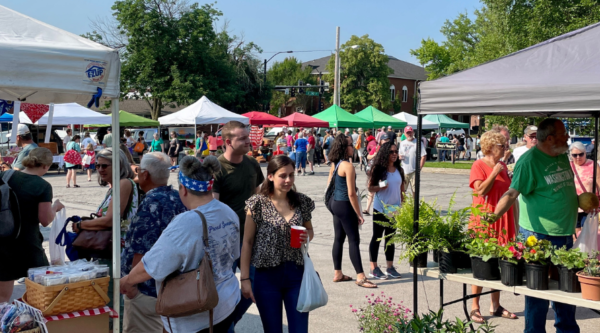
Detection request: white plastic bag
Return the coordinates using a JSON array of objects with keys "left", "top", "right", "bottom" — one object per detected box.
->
[
  {"left": 82, "top": 154, "right": 92, "bottom": 166},
  {"left": 574, "top": 212, "right": 599, "bottom": 254},
  {"left": 49, "top": 208, "right": 67, "bottom": 265},
  {"left": 296, "top": 242, "right": 328, "bottom": 312}
]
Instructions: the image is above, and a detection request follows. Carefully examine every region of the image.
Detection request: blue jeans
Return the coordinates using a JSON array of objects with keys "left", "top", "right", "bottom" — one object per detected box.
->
[
  {"left": 439, "top": 149, "right": 446, "bottom": 161},
  {"left": 296, "top": 151, "right": 307, "bottom": 169},
  {"left": 254, "top": 262, "right": 308, "bottom": 333},
  {"left": 519, "top": 227, "right": 579, "bottom": 333},
  {"left": 228, "top": 249, "right": 256, "bottom": 333}
]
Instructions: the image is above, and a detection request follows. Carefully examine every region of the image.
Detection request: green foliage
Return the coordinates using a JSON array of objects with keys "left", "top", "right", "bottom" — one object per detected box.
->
[
  {"left": 267, "top": 57, "right": 316, "bottom": 115},
  {"left": 352, "top": 291, "right": 411, "bottom": 333},
  {"left": 551, "top": 246, "right": 587, "bottom": 270},
  {"left": 521, "top": 235, "right": 553, "bottom": 264},
  {"left": 325, "top": 35, "right": 393, "bottom": 112},
  {"left": 394, "top": 309, "right": 497, "bottom": 333},
  {"left": 582, "top": 250, "right": 600, "bottom": 277},
  {"left": 464, "top": 217, "right": 504, "bottom": 262},
  {"left": 497, "top": 237, "right": 525, "bottom": 264}
]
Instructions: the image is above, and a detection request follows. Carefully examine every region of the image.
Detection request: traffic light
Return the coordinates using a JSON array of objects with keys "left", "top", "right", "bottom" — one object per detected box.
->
[
  {"left": 319, "top": 101, "right": 324, "bottom": 111},
  {"left": 319, "top": 80, "right": 325, "bottom": 94},
  {"left": 291, "top": 87, "right": 296, "bottom": 97},
  {"left": 298, "top": 81, "right": 304, "bottom": 94}
]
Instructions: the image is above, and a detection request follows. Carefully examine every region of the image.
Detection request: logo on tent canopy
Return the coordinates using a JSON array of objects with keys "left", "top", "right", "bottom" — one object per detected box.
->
[{"left": 83, "top": 59, "right": 109, "bottom": 85}]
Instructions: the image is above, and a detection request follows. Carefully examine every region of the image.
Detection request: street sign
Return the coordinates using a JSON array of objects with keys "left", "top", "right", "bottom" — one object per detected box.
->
[
  {"left": 285, "top": 88, "right": 289, "bottom": 95},
  {"left": 306, "top": 91, "right": 319, "bottom": 96},
  {"left": 435, "top": 142, "right": 457, "bottom": 150}
]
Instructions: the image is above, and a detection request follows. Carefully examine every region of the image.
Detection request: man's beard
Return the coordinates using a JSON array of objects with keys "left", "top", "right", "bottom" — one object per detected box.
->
[{"left": 552, "top": 144, "right": 568, "bottom": 155}]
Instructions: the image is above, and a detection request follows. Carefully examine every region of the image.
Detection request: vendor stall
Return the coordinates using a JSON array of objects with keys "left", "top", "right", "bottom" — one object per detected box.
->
[
  {"left": 281, "top": 112, "right": 330, "bottom": 128},
  {"left": 87, "top": 110, "right": 159, "bottom": 127},
  {"left": 393, "top": 111, "right": 438, "bottom": 130},
  {"left": 312, "top": 105, "right": 373, "bottom": 128},
  {"left": 413, "top": 21, "right": 600, "bottom": 329},
  {"left": 158, "top": 95, "right": 249, "bottom": 126},
  {"left": 242, "top": 111, "right": 288, "bottom": 126},
  {"left": 355, "top": 106, "right": 407, "bottom": 129}
]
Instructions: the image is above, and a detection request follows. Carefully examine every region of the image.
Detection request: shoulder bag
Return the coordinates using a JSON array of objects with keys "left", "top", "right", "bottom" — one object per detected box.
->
[
  {"left": 571, "top": 161, "right": 600, "bottom": 198},
  {"left": 324, "top": 162, "right": 342, "bottom": 214},
  {"left": 155, "top": 210, "right": 219, "bottom": 333}
]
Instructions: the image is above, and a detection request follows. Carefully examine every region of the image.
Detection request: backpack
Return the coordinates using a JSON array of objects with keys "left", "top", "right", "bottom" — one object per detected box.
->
[
  {"left": 323, "top": 162, "right": 342, "bottom": 214},
  {"left": 134, "top": 141, "right": 145, "bottom": 153},
  {"left": 0, "top": 170, "right": 21, "bottom": 238}
]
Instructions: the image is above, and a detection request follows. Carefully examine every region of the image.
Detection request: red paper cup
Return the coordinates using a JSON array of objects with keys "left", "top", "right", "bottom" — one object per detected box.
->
[{"left": 290, "top": 226, "right": 307, "bottom": 249}]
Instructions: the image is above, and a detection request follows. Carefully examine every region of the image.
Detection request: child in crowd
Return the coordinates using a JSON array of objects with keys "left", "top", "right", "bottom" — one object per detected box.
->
[{"left": 83, "top": 143, "right": 96, "bottom": 182}]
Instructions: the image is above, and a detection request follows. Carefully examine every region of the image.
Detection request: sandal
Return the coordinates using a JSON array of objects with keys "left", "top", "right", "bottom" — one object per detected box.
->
[
  {"left": 66, "top": 185, "right": 70, "bottom": 188},
  {"left": 333, "top": 275, "right": 353, "bottom": 283},
  {"left": 490, "top": 306, "right": 518, "bottom": 319},
  {"left": 470, "top": 309, "right": 486, "bottom": 324},
  {"left": 355, "top": 278, "right": 377, "bottom": 288},
  {"left": 73, "top": 185, "right": 80, "bottom": 188},
  {"left": 362, "top": 210, "right": 370, "bottom": 216}
]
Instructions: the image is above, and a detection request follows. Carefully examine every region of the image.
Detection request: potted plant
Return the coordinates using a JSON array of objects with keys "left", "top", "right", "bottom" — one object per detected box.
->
[
  {"left": 464, "top": 216, "right": 502, "bottom": 280},
  {"left": 436, "top": 201, "right": 473, "bottom": 273},
  {"left": 522, "top": 235, "right": 553, "bottom": 290},
  {"left": 498, "top": 239, "right": 525, "bottom": 286},
  {"left": 551, "top": 246, "right": 586, "bottom": 293},
  {"left": 577, "top": 250, "right": 600, "bottom": 301}
]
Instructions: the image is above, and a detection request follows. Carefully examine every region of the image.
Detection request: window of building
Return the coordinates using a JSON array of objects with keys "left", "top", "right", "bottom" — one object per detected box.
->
[
  {"left": 390, "top": 85, "right": 396, "bottom": 102},
  {"left": 402, "top": 86, "right": 408, "bottom": 103}
]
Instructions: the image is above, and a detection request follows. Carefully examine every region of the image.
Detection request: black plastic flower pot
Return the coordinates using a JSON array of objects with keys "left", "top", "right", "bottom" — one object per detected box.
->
[
  {"left": 439, "top": 251, "right": 459, "bottom": 274},
  {"left": 558, "top": 265, "right": 582, "bottom": 293},
  {"left": 433, "top": 250, "right": 439, "bottom": 263},
  {"left": 471, "top": 256, "right": 500, "bottom": 280},
  {"left": 409, "top": 252, "right": 428, "bottom": 268},
  {"left": 455, "top": 252, "right": 472, "bottom": 269},
  {"left": 524, "top": 262, "right": 549, "bottom": 290},
  {"left": 499, "top": 259, "right": 524, "bottom": 286}
]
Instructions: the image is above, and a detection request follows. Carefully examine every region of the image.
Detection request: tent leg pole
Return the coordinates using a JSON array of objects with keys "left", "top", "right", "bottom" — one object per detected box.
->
[
  {"left": 594, "top": 114, "right": 599, "bottom": 193},
  {"left": 413, "top": 114, "right": 422, "bottom": 317},
  {"left": 111, "top": 99, "right": 121, "bottom": 333},
  {"left": 44, "top": 104, "right": 54, "bottom": 143}
]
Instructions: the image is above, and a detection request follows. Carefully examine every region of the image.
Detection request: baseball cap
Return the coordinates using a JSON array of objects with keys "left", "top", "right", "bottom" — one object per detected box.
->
[
  {"left": 524, "top": 125, "right": 538, "bottom": 136},
  {"left": 388, "top": 126, "right": 392, "bottom": 129},
  {"left": 404, "top": 126, "right": 414, "bottom": 133},
  {"left": 17, "top": 124, "right": 30, "bottom": 135},
  {"left": 107, "top": 127, "right": 112, "bottom": 132},
  {"left": 380, "top": 134, "right": 389, "bottom": 141}
]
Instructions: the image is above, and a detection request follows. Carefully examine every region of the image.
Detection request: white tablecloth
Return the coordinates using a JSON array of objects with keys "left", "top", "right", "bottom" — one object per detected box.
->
[{"left": 53, "top": 155, "right": 64, "bottom": 169}]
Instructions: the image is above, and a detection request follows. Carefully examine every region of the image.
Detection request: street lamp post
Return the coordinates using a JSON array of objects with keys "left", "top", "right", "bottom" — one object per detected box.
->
[{"left": 264, "top": 50, "right": 293, "bottom": 112}]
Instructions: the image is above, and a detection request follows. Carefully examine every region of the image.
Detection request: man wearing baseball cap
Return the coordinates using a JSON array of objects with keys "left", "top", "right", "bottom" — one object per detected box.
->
[
  {"left": 12, "top": 124, "right": 38, "bottom": 171},
  {"left": 386, "top": 126, "right": 396, "bottom": 145},
  {"left": 399, "top": 126, "right": 427, "bottom": 194},
  {"left": 513, "top": 125, "right": 537, "bottom": 163}
]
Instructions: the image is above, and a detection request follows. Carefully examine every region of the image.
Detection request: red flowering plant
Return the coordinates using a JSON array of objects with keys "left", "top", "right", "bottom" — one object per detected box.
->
[
  {"left": 521, "top": 235, "right": 553, "bottom": 264},
  {"left": 498, "top": 236, "right": 526, "bottom": 264},
  {"left": 352, "top": 291, "right": 411, "bottom": 333}
]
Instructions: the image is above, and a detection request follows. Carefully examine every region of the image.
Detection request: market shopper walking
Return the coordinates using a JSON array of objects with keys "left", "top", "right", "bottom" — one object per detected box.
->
[
  {"left": 294, "top": 132, "right": 308, "bottom": 176},
  {"left": 468, "top": 130, "right": 517, "bottom": 324},
  {"left": 11, "top": 124, "right": 38, "bottom": 171},
  {"left": 65, "top": 135, "right": 81, "bottom": 188},
  {"left": 121, "top": 156, "right": 240, "bottom": 333},
  {"left": 121, "top": 152, "right": 187, "bottom": 333},
  {"left": 306, "top": 130, "right": 316, "bottom": 175},
  {"left": 167, "top": 131, "right": 180, "bottom": 170},
  {"left": 0, "top": 148, "right": 65, "bottom": 303},
  {"left": 363, "top": 134, "right": 391, "bottom": 216},
  {"left": 63, "top": 128, "right": 72, "bottom": 152},
  {"left": 211, "top": 121, "right": 265, "bottom": 333},
  {"left": 399, "top": 127, "right": 427, "bottom": 194},
  {"left": 492, "top": 118, "right": 579, "bottom": 333},
  {"left": 149, "top": 132, "right": 164, "bottom": 153},
  {"left": 328, "top": 134, "right": 376, "bottom": 288},
  {"left": 568, "top": 141, "right": 600, "bottom": 234},
  {"left": 241, "top": 155, "right": 315, "bottom": 333},
  {"left": 367, "top": 142, "right": 405, "bottom": 280}
]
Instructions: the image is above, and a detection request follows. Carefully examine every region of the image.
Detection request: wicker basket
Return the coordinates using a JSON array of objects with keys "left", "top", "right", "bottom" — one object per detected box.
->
[
  {"left": 20, "top": 327, "right": 41, "bottom": 333},
  {"left": 24, "top": 277, "right": 110, "bottom": 316}
]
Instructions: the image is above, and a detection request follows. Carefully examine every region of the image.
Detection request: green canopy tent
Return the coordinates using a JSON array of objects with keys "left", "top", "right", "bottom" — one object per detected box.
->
[
  {"left": 87, "top": 110, "right": 159, "bottom": 127},
  {"left": 423, "top": 114, "right": 469, "bottom": 129},
  {"left": 355, "top": 106, "right": 407, "bottom": 129},
  {"left": 312, "top": 105, "right": 373, "bottom": 128}
]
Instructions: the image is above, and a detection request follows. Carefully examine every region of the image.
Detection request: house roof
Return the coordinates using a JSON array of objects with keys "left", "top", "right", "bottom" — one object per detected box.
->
[{"left": 302, "top": 55, "right": 427, "bottom": 81}]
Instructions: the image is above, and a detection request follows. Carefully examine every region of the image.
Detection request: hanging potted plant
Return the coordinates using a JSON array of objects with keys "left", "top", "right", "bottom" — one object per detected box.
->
[
  {"left": 551, "top": 246, "right": 586, "bottom": 293},
  {"left": 522, "top": 235, "right": 553, "bottom": 290},
  {"left": 577, "top": 251, "right": 600, "bottom": 301},
  {"left": 498, "top": 239, "right": 525, "bottom": 286}
]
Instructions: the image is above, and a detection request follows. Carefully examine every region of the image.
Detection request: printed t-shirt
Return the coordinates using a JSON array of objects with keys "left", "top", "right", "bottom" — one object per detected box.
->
[
  {"left": 399, "top": 138, "right": 427, "bottom": 174},
  {"left": 12, "top": 143, "right": 38, "bottom": 170},
  {"left": 374, "top": 169, "right": 403, "bottom": 214},
  {"left": 142, "top": 200, "right": 240, "bottom": 332},
  {"left": 81, "top": 137, "right": 96, "bottom": 150},
  {"left": 511, "top": 146, "right": 578, "bottom": 236},
  {"left": 213, "top": 155, "right": 265, "bottom": 239},
  {"left": 295, "top": 138, "right": 308, "bottom": 152},
  {"left": 307, "top": 136, "right": 315, "bottom": 151},
  {"left": 469, "top": 160, "right": 515, "bottom": 244}
]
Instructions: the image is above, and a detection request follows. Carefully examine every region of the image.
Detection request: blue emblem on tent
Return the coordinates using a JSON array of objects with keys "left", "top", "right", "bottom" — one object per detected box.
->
[{"left": 85, "top": 65, "right": 105, "bottom": 79}]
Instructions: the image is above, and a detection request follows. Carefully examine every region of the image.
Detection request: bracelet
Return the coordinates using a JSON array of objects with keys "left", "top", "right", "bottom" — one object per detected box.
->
[{"left": 240, "top": 278, "right": 250, "bottom": 282}]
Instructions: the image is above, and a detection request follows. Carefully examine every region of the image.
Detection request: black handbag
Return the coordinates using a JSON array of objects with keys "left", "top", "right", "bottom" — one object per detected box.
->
[{"left": 323, "top": 162, "right": 342, "bottom": 214}]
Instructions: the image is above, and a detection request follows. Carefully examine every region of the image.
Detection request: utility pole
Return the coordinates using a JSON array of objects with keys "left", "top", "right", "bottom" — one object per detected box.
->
[{"left": 334, "top": 26, "right": 340, "bottom": 106}]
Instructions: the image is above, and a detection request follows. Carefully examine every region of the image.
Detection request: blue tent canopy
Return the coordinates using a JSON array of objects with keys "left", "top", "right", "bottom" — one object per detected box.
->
[{"left": 0, "top": 113, "right": 12, "bottom": 122}]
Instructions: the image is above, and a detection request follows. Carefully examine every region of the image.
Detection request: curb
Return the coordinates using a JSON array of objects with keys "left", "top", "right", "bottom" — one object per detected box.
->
[{"left": 422, "top": 167, "right": 470, "bottom": 175}]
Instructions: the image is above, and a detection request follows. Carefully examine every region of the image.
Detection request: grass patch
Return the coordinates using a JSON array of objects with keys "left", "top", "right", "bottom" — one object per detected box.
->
[{"left": 424, "top": 161, "right": 473, "bottom": 169}]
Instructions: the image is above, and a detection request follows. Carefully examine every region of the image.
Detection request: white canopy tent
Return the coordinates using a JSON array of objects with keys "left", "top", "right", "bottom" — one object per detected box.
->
[
  {"left": 158, "top": 96, "right": 249, "bottom": 125},
  {"left": 1, "top": 6, "right": 123, "bottom": 328},
  {"left": 418, "top": 22, "right": 600, "bottom": 118},
  {"left": 19, "top": 103, "right": 111, "bottom": 125},
  {"left": 393, "top": 112, "right": 438, "bottom": 130}
]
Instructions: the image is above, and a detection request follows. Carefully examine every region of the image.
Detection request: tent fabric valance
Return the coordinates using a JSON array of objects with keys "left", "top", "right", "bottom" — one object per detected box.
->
[
  {"left": 418, "top": 22, "right": 600, "bottom": 118},
  {"left": 392, "top": 112, "right": 439, "bottom": 130},
  {"left": 281, "top": 113, "right": 330, "bottom": 128},
  {"left": 158, "top": 96, "right": 249, "bottom": 125},
  {"left": 241, "top": 111, "right": 288, "bottom": 126},
  {"left": 87, "top": 110, "right": 159, "bottom": 127},
  {"left": 312, "top": 105, "right": 373, "bottom": 128},
  {"left": 423, "top": 114, "right": 469, "bottom": 129},
  {"left": 18, "top": 103, "right": 111, "bottom": 125},
  {"left": 355, "top": 106, "right": 407, "bottom": 129}
]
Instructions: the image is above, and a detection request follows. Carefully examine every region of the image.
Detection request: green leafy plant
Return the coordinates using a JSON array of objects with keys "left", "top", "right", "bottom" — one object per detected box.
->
[
  {"left": 551, "top": 246, "right": 587, "bottom": 270},
  {"left": 464, "top": 217, "right": 504, "bottom": 262},
  {"left": 394, "top": 309, "right": 497, "bottom": 333},
  {"left": 521, "top": 236, "right": 553, "bottom": 264},
  {"left": 352, "top": 291, "right": 411, "bottom": 333},
  {"left": 581, "top": 251, "right": 600, "bottom": 277},
  {"left": 497, "top": 238, "right": 525, "bottom": 264}
]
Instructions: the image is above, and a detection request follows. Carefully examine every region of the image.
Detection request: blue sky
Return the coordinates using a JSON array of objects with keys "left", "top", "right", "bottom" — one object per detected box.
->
[{"left": 2, "top": 0, "right": 482, "bottom": 66}]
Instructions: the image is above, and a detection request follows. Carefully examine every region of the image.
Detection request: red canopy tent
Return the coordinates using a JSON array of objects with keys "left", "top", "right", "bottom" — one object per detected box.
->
[
  {"left": 242, "top": 111, "right": 288, "bottom": 126},
  {"left": 282, "top": 112, "right": 329, "bottom": 127}
]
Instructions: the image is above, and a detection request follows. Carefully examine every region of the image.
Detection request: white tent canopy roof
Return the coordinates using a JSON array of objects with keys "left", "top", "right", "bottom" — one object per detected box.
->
[
  {"left": 159, "top": 96, "right": 249, "bottom": 125},
  {"left": 392, "top": 112, "right": 439, "bottom": 130},
  {"left": 0, "top": 5, "right": 120, "bottom": 103},
  {"left": 418, "top": 22, "right": 600, "bottom": 118},
  {"left": 19, "top": 103, "right": 111, "bottom": 125}
]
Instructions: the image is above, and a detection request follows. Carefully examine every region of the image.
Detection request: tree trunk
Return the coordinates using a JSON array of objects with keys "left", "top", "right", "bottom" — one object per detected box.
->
[{"left": 150, "top": 97, "right": 162, "bottom": 120}]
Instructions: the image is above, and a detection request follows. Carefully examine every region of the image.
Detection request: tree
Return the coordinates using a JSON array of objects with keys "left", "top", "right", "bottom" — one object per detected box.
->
[
  {"left": 325, "top": 35, "right": 393, "bottom": 112},
  {"left": 267, "top": 57, "right": 315, "bottom": 115}
]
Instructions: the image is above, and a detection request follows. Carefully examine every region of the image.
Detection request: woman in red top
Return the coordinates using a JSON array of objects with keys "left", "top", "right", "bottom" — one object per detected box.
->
[{"left": 468, "top": 130, "right": 517, "bottom": 323}]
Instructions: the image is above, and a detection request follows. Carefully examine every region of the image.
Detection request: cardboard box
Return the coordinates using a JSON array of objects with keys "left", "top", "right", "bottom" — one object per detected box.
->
[{"left": 46, "top": 312, "right": 109, "bottom": 333}]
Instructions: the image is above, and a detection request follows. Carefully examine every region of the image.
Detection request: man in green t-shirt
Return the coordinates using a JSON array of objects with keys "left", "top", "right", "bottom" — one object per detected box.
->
[
  {"left": 212, "top": 120, "right": 264, "bottom": 331},
  {"left": 492, "top": 118, "right": 578, "bottom": 332}
]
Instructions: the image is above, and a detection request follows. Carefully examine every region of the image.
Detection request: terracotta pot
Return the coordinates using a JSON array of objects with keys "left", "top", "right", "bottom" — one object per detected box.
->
[{"left": 577, "top": 271, "right": 600, "bottom": 301}]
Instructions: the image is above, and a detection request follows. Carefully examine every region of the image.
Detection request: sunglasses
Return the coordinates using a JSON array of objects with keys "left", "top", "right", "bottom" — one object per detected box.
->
[
  {"left": 97, "top": 164, "right": 112, "bottom": 170},
  {"left": 390, "top": 150, "right": 399, "bottom": 154},
  {"left": 135, "top": 167, "right": 147, "bottom": 173},
  {"left": 571, "top": 153, "right": 585, "bottom": 158}
]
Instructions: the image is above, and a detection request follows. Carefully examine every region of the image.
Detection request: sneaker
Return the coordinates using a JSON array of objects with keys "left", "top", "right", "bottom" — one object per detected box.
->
[
  {"left": 386, "top": 267, "right": 402, "bottom": 279},
  {"left": 369, "top": 267, "right": 388, "bottom": 280},
  {"left": 307, "top": 171, "right": 315, "bottom": 175}
]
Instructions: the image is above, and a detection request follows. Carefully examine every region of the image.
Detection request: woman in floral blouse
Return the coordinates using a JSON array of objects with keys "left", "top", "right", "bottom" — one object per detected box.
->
[{"left": 241, "top": 155, "right": 315, "bottom": 333}]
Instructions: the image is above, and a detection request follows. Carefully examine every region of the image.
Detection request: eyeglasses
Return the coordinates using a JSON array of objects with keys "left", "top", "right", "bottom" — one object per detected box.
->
[
  {"left": 389, "top": 150, "right": 399, "bottom": 154},
  {"left": 135, "top": 167, "right": 147, "bottom": 173},
  {"left": 97, "top": 164, "right": 112, "bottom": 170},
  {"left": 527, "top": 135, "right": 537, "bottom": 140},
  {"left": 571, "top": 153, "right": 585, "bottom": 158}
]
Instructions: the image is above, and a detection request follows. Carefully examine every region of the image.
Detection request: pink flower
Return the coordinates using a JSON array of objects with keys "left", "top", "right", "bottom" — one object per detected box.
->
[
  {"left": 517, "top": 242, "right": 525, "bottom": 250},
  {"left": 509, "top": 246, "right": 516, "bottom": 252},
  {"left": 349, "top": 305, "right": 352, "bottom": 308}
]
